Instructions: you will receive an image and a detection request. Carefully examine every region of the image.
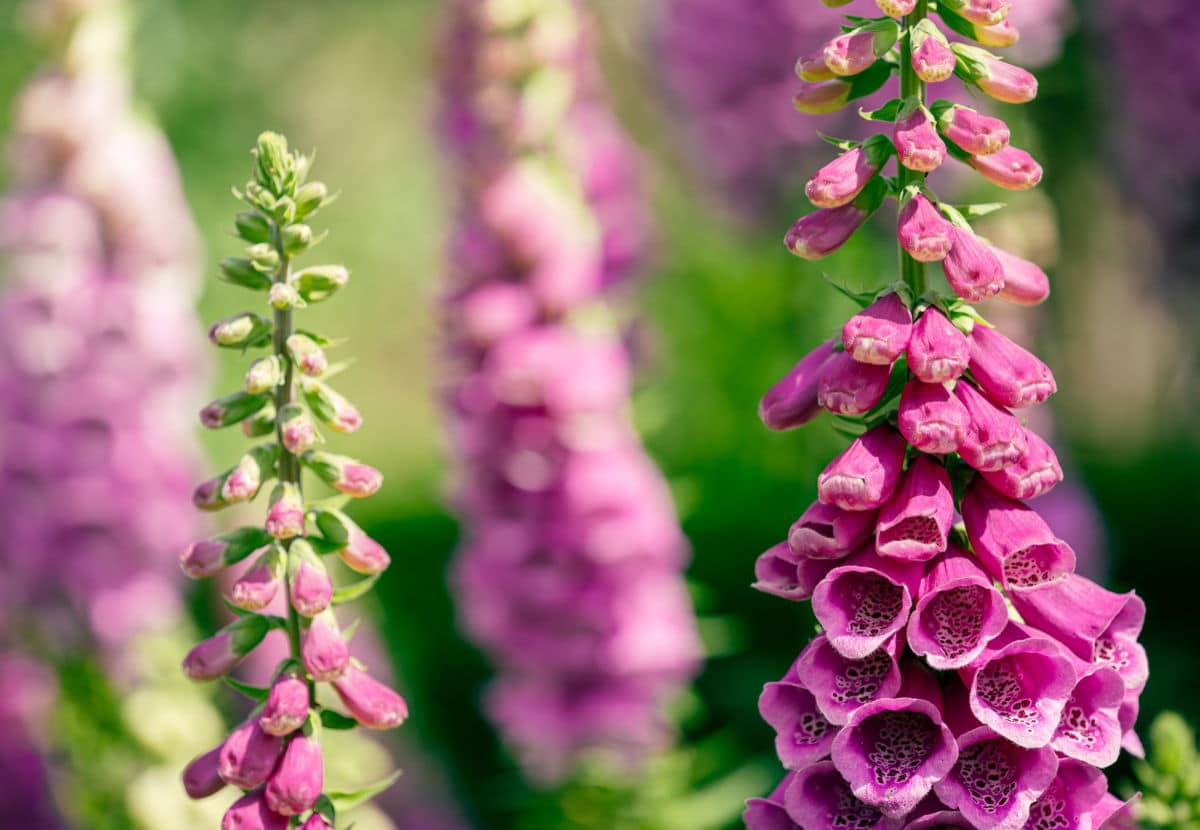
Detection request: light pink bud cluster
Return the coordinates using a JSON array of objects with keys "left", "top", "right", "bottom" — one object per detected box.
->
[
  {"left": 440, "top": 0, "right": 702, "bottom": 784},
  {"left": 746, "top": 4, "right": 1146, "bottom": 829},
  {"left": 180, "top": 133, "right": 405, "bottom": 828}
]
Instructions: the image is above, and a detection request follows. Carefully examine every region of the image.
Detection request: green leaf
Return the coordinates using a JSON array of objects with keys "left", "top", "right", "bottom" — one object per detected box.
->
[
  {"left": 822, "top": 273, "right": 879, "bottom": 309},
  {"left": 859, "top": 98, "right": 901, "bottom": 123},
  {"left": 320, "top": 710, "right": 359, "bottom": 731},
  {"left": 326, "top": 770, "right": 403, "bottom": 812},
  {"left": 295, "top": 329, "right": 347, "bottom": 348},
  {"left": 818, "top": 133, "right": 860, "bottom": 152},
  {"left": 223, "top": 676, "right": 270, "bottom": 701},
  {"left": 846, "top": 61, "right": 893, "bottom": 103},
  {"left": 314, "top": 794, "right": 336, "bottom": 825},
  {"left": 331, "top": 574, "right": 381, "bottom": 606}
]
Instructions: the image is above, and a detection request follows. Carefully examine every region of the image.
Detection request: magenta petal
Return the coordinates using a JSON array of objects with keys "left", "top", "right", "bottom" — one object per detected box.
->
[
  {"left": 218, "top": 717, "right": 284, "bottom": 790},
  {"left": 901, "top": 810, "right": 973, "bottom": 829},
  {"left": 797, "top": 635, "right": 903, "bottom": 726},
  {"left": 1091, "top": 598, "right": 1149, "bottom": 693},
  {"left": 1090, "top": 793, "right": 1142, "bottom": 830},
  {"left": 907, "top": 308, "right": 969, "bottom": 383},
  {"left": 933, "top": 726, "right": 1058, "bottom": 830},
  {"left": 954, "top": 382, "right": 1028, "bottom": 472},
  {"left": 906, "top": 549, "right": 1008, "bottom": 669},
  {"left": 1051, "top": 667, "right": 1125, "bottom": 767},
  {"left": 897, "top": 194, "right": 955, "bottom": 263},
  {"left": 1024, "top": 758, "right": 1108, "bottom": 830},
  {"left": 754, "top": 542, "right": 837, "bottom": 601},
  {"left": 760, "top": 340, "right": 838, "bottom": 430},
  {"left": 961, "top": 479, "right": 1076, "bottom": 592},
  {"left": 784, "top": 761, "right": 889, "bottom": 830},
  {"left": 876, "top": 456, "right": 954, "bottom": 562},
  {"left": 759, "top": 681, "right": 837, "bottom": 769},
  {"left": 979, "top": 429, "right": 1063, "bottom": 500},
  {"left": 812, "top": 548, "right": 922, "bottom": 659},
  {"left": 964, "top": 628, "right": 1077, "bottom": 748},
  {"left": 818, "top": 351, "right": 893, "bottom": 416},
  {"left": 817, "top": 425, "right": 908, "bottom": 511},
  {"left": 789, "top": 500, "right": 878, "bottom": 560},
  {"left": 968, "top": 324, "right": 1056, "bottom": 409},
  {"left": 993, "top": 246, "right": 1050, "bottom": 305},
  {"left": 897, "top": 380, "right": 968, "bottom": 456},
  {"left": 745, "top": 773, "right": 801, "bottom": 830},
  {"left": 842, "top": 293, "right": 913, "bottom": 366},
  {"left": 942, "top": 228, "right": 1004, "bottom": 302},
  {"left": 1009, "top": 574, "right": 1141, "bottom": 662},
  {"left": 831, "top": 697, "right": 958, "bottom": 817}
]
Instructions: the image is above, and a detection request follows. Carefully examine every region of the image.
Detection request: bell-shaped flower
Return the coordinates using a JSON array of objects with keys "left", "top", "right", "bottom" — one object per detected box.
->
[
  {"left": 812, "top": 547, "right": 923, "bottom": 658},
  {"left": 842, "top": 293, "right": 913, "bottom": 365},
  {"left": 784, "top": 761, "right": 890, "bottom": 829},
  {"left": 894, "top": 103, "right": 947, "bottom": 173},
  {"left": 797, "top": 634, "right": 903, "bottom": 725},
  {"left": 264, "top": 734, "right": 323, "bottom": 816},
  {"left": 969, "top": 147, "right": 1043, "bottom": 191},
  {"left": 759, "top": 674, "right": 837, "bottom": 770},
  {"left": 218, "top": 715, "right": 284, "bottom": 790},
  {"left": 980, "top": 429, "right": 1063, "bottom": 500},
  {"left": 789, "top": 500, "right": 877, "bottom": 560},
  {"left": 817, "top": 351, "right": 892, "bottom": 416},
  {"left": 968, "top": 323, "right": 1057, "bottom": 408},
  {"left": 805, "top": 137, "right": 890, "bottom": 209},
  {"left": 759, "top": 339, "right": 837, "bottom": 430},
  {"left": 943, "top": 227, "right": 1005, "bottom": 302},
  {"left": 962, "top": 478, "right": 1076, "bottom": 591},
  {"left": 907, "top": 548, "right": 1008, "bottom": 670},
  {"left": 954, "top": 382, "right": 1028, "bottom": 472},
  {"left": 332, "top": 665, "right": 410, "bottom": 730},
  {"left": 993, "top": 246, "right": 1050, "bottom": 305},
  {"left": 897, "top": 380, "right": 969, "bottom": 455},
  {"left": 875, "top": 456, "right": 955, "bottom": 561},
  {"left": 933, "top": 726, "right": 1058, "bottom": 830},
  {"left": 897, "top": 194, "right": 955, "bottom": 263},
  {"left": 937, "top": 105, "right": 1009, "bottom": 156},
  {"left": 907, "top": 308, "right": 969, "bottom": 383},
  {"left": 817, "top": 425, "right": 908, "bottom": 511},
  {"left": 260, "top": 670, "right": 310, "bottom": 737}
]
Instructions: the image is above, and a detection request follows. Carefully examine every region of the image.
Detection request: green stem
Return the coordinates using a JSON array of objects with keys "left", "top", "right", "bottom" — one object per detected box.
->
[
  {"left": 898, "top": 0, "right": 929, "bottom": 299},
  {"left": 270, "top": 226, "right": 304, "bottom": 663}
]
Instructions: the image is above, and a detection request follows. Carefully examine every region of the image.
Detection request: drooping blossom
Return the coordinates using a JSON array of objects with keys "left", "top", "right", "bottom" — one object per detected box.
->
[
  {"left": 745, "top": 3, "right": 1145, "bottom": 828},
  {"left": 439, "top": 0, "right": 701, "bottom": 784}
]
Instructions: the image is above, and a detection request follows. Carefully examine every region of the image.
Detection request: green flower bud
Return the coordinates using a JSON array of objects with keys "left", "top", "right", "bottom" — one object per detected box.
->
[
  {"left": 208, "top": 312, "right": 273, "bottom": 348},
  {"left": 295, "top": 182, "right": 328, "bottom": 220},
  {"left": 302, "top": 379, "right": 362, "bottom": 434},
  {"left": 219, "top": 257, "right": 274, "bottom": 291},
  {"left": 245, "top": 356, "right": 284, "bottom": 394},
  {"left": 287, "top": 334, "right": 328, "bottom": 377},
  {"left": 200, "top": 391, "right": 272, "bottom": 429},
  {"left": 248, "top": 243, "right": 280, "bottom": 271},
  {"left": 282, "top": 223, "right": 313, "bottom": 255},
  {"left": 234, "top": 211, "right": 272, "bottom": 244},
  {"left": 269, "top": 283, "right": 303, "bottom": 310},
  {"left": 294, "top": 265, "right": 349, "bottom": 304},
  {"left": 242, "top": 401, "right": 277, "bottom": 438}
]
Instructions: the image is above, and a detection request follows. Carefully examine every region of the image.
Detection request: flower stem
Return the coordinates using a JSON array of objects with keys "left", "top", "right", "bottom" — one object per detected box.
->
[
  {"left": 270, "top": 227, "right": 304, "bottom": 663},
  {"left": 898, "top": 0, "right": 929, "bottom": 298}
]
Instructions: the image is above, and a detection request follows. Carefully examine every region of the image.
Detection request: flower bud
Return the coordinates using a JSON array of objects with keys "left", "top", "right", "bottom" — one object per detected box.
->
[
  {"left": 265, "top": 734, "right": 323, "bottom": 816},
  {"left": 940, "top": 0, "right": 1010, "bottom": 26},
  {"left": 268, "top": 282, "right": 302, "bottom": 310},
  {"left": 793, "top": 80, "right": 852, "bottom": 115},
  {"left": 975, "top": 19, "right": 1019, "bottom": 48},
  {"left": 824, "top": 22, "right": 898, "bottom": 77},
  {"left": 209, "top": 312, "right": 272, "bottom": 348},
  {"left": 993, "top": 246, "right": 1050, "bottom": 305},
  {"left": 243, "top": 401, "right": 277, "bottom": 438},
  {"left": 293, "top": 265, "right": 349, "bottom": 304},
  {"left": 943, "top": 227, "right": 1005, "bottom": 302},
  {"left": 219, "top": 256, "right": 273, "bottom": 291},
  {"left": 201, "top": 391, "right": 272, "bottom": 430},
  {"left": 288, "top": 539, "right": 332, "bottom": 618},
  {"left": 192, "top": 476, "right": 229, "bottom": 512},
  {"left": 897, "top": 193, "right": 954, "bottom": 262},
  {"left": 968, "top": 323, "right": 1057, "bottom": 408},
  {"left": 954, "top": 45, "right": 1038, "bottom": 104},
  {"left": 842, "top": 293, "right": 912, "bottom": 365},
  {"left": 219, "top": 716, "right": 284, "bottom": 790},
  {"left": 911, "top": 21, "right": 956, "bottom": 82},
  {"left": 245, "top": 356, "right": 284, "bottom": 394},
  {"left": 303, "top": 452, "right": 383, "bottom": 498},
  {"left": 302, "top": 379, "right": 362, "bottom": 434},
  {"left": 786, "top": 178, "right": 886, "bottom": 259},
  {"left": 817, "top": 425, "right": 907, "bottom": 511},
  {"left": 955, "top": 381, "right": 1028, "bottom": 472},
  {"left": 937, "top": 105, "right": 1010, "bottom": 156},
  {"left": 183, "top": 745, "right": 225, "bottom": 799},
  {"left": 759, "top": 339, "right": 838, "bottom": 430},
  {"left": 265, "top": 483, "right": 306, "bottom": 539},
  {"left": 788, "top": 500, "right": 877, "bottom": 560},
  {"left": 278, "top": 404, "right": 319, "bottom": 455},
  {"left": 876, "top": 0, "right": 916, "bottom": 18},
  {"left": 805, "top": 135, "right": 890, "bottom": 209},
  {"left": 314, "top": 508, "right": 391, "bottom": 574},
  {"left": 897, "top": 379, "right": 969, "bottom": 455},
  {"left": 907, "top": 308, "right": 970, "bottom": 383},
  {"left": 969, "top": 146, "right": 1043, "bottom": 190},
  {"left": 260, "top": 670, "right": 310, "bottom": 737},
  {"left": 981, "top": 428, "right": 1063, "bottom": 501},
  {"left": 248, "top": 242, "right": 281, "bottom": 271},
  {"left": 221, "top": 445, "right": 279, "bottom": 503},
  {"left": 180, "top": 527, "right": 272, "bottom": 579},
  {"left": 299, "top": 815, "right": 333, "bottom": 830},
  {"left": 302, "top": 611, "right": 349, "bottom": 681},
  {"left": 229, "top": 545, "right": 286, "bottom": 612},
  {"left": 795, "top": 49, "right": 836, "bottom": 82},
  {"left": 332, "top": 666, "right": 409, "bottom": 730},
  {"left": 222, "top": 791, "right": 289, "bottom": 830},
  {"left": 235, "top": 211, "right": 272, "bottom": 244},
  {"left": 182, "top": 615, "right": 270, "bottom": 681},
  {"left": 295, "top": 181, "right": 328, "bottom": 219},
  {"left": 817, "top": 350, "right": 892, "bottom": 416},
  {"left": 286, "top": 334, "right": 327, "bottom": 377},
  {"left": 894, "top": 102, "right": 947, "bottom": 173}
]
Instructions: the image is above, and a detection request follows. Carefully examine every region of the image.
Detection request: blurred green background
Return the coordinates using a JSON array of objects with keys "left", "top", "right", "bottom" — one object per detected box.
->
[{"left": 2, "top": 0, "right": 1198, "bottom": 827}]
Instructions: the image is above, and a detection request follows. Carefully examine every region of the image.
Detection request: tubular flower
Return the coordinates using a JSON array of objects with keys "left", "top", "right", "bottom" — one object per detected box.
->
[
  {"left": 439, "top": 0, "right": 701, "bottom": 785},
  {"left": 745, "top": 4, "right": 1147, "bottom": 827},
  {"left": 179, "top": 135, "right": 406, "bottom": 827}
]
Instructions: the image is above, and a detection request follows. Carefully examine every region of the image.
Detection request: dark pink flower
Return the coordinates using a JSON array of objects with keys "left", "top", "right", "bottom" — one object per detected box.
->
[
  {"left": 875, "top": 456, "right": 954, "bottom": 561},
  {"left": 907, "top": 308, "right": 970, "bottom": 383},
  {"left": 817, "top": 425, "right": 908, "bottom": 511},
  {"left": 842, "top": 293, "right": 913, "bottom": 366},
  {"left": 817, "top": 351, "right": 892, "bottom": 416},
  {"left": 759, "top": 340, "right": 838, "bottom": 430}
]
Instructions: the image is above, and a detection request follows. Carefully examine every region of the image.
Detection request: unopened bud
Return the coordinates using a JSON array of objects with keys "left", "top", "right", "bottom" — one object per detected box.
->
[
  {"left": 219, "top": 444, "right": 279, "bottom": 504},
  {"left": 293, "top": 265, "right": 349, "bottom": 304},
  {"left": 314, "top": 508, "right": 391, "bottom": 574},
  {"left": 219, "top": 257, "right": 273, "bottom": 291},
  {"left": 243, "top": 401, "right": 277, "bottom": 438},
  {"left": 255, "top": 131, "right": 296, "bottom": 194},
  {"left": 282, "top": 223, "right": 313, "bottom": 255},
  {"left": 288, "top": 539, "right": 332, "bottom": 618},
  {"left": 228, "top": 545, "right": 286, "bottom": 612},
  {"left": 201, "top": 391, "right": 271, "bottom": 429},
  {"left": 303, "top": 451, "right": 383, "bottom": 498},
  {"left": 278, "top": 404, "right": 319, "bottom": 455},
  {"left": 286, "top": 334, "right": 328, "bottom": 377},
  {"left": 234, "top": 211, "right": 272, "bottom": 244},
  {"left": 302, "top": 379, "right": 362, "bottom": 434},
  {"left": 260, "top": 669, "right": 310, "bottom": 736},
  {"left": 245, "top": 356, "right": 284, "bottom": 394},
  {"left": 182, "top": 615, "right": 270, "bottom": 681},
  {"left": 180, "top": 527, "right": 273, "bottom": 579},
  {"left": 269, "top": 282, "right": 302, "bottom": 310},
  {"left": 265, "top": 482, "right": 306, "bottom": 539},
  {"left": 209, "top": 312, "right": 272, "bottom": 348},
  {"left": 301, "top": 611, "right": 349, "bottom": 681},
  {"left": 332, "top": 666, "right": 408, "bottom": 730},
  {"left": 295, "top": 182, "right": 328, "bottom": 220},
  {"left": 247, "top": 243, "right": 280, "bottom": 271}
]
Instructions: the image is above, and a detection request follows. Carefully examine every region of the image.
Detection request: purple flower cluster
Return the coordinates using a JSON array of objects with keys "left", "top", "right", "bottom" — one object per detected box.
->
[
  {"left": 179, "top": 133, "right": 405, "bottom": 830},
  {"left": 656, "top": 0, "right": 1073, "bottom": 218},
  {"left": 0, "top": 0, "right": 206, "bottom": 655},
  {"left": 440, "top": 0, "right": 701, "bottom": 783},
  {"left": 746, "top": 4, "right": 1146, "bottom": 829}
]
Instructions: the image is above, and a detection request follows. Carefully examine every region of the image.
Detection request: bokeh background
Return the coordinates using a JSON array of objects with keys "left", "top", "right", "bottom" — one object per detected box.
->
[{"left": 0, "top": 0, "right": 1197, "bottom": 827}]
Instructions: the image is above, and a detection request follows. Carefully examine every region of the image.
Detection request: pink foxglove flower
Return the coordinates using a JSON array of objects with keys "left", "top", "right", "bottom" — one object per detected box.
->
[
  {"left": 179, "top": 134, "right": 405, "bottom": 826},
  {"left": 440, "top": 0, "right": 701, "bottom": 784},
  {"left": 745, "top": 4, "right": 1147, "bottom": 826},
  {"left": 805, "top": 137, "right": 890, "bottom": 209},
  {"left": 894, "top": 105, "right": 948, "bottom": 173}
]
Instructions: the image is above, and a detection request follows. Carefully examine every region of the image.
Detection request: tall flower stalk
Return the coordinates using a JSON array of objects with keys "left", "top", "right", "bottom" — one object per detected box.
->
[
  {"left": 747, "top": 3, "right": 1146, "bottom": 829},
  {"left": 180, "top": 133, "right": 405, "bottom": 830},
  {"left": 439, "top": 0, "right": 701, "bottom": 784}
]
